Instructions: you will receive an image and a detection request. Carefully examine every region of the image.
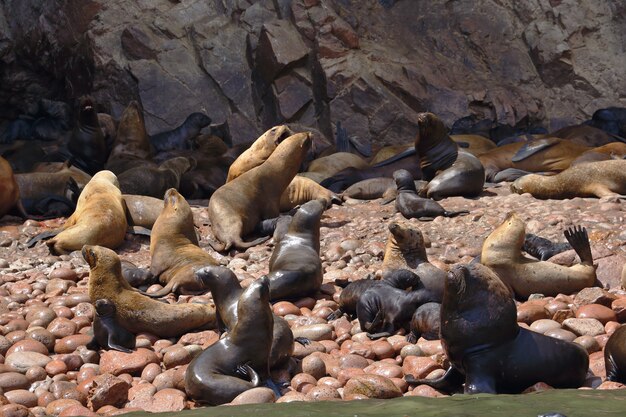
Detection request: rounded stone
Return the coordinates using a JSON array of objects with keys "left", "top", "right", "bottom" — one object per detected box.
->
[
  {"left": 273, "top": 301, "right": 301, "bottom": 316},
  {"left": 544, "top": 328, "right": 578, "bottom": 342},
  {"left": 529, "top": 319, "right": 561, "bottom": 334},
  {"left": 343, "top": 374, "right": 402, "bottom": 399},
  {"left": 576, "top": 304, "right": 617, "bottom": 325},
  {"left": 230, "top": 387, "right": 276, "bottom": 405},
  {"left": 0, "top": 372, "right": 29, "bottom": 391},
  {"left": 5, "top": 351, "right": 51, "bottom": 373},
  {"left": 292, "top": 324, "right": 333, "bottom": 341},
  {"left": 47, "top": 318, "right": 77, "bottom": 339},
  {"left": 3, "top": 389, "right": 37, "bottom": 408},
  {"left": 6, "top": 339, "right": 49, "bottom": 357},
  {"left": 573, "top": 335, "right": 601, "bottom": 354},
  {"left": 302, "top": 355, "right": 326, "bottom": 380},
  {"left": 304, "top": 385, "right": 341, "bottom": 401}
]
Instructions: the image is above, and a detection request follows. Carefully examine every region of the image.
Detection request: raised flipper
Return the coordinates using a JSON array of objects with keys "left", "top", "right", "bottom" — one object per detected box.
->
[
  {"left": 404, "top": 366, "right": 465, "bottom": 393},
  {"left": 492, "top": 168, "right": 532, "bottom": 183},
  {"left": 564, "top": 225, "right": 593, "bottom": 266},
  {"left": 523, "top": 233, "right": 572, "bottom": 261},
  {"left": 235, "top": 363, "right": 261, "bottom": 386},
  {"left": 511, "top": 138, "right": 560, "bottom": 162},
  {"left": 335, "top": 121, "right": 349, "bottom": 153},
  {"left": 26, "top": 229, "right": 62, "bottom": 248}
]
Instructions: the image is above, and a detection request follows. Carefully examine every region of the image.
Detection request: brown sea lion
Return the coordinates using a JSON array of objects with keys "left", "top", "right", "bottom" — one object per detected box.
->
[
  {"left": 68, "top": 97, "right": 107, "bottom": 175},
  {"left": 450, "top": 134, "right": 496, "bottom": 156},
  {"left": 478, "top": 138, "right": 590, "bottom": 182},
  {"left": 28, "top": 171, "right": 127, "bottom": 255},
  {"left": 279, "top": 177, "right": 341, "bottom": 212},
  {"left": 480, "top": 213, "right": 597, "bottom": 299},
  {"left": 267, "top": 199, "right": 324, "bottom": 301},
  {"left": 369, "top": 144, "right": 413, "bottom": 165},
  {"left": 185, "top": 276, "right": 277, "bottom": 405},
  {"left": 306, "top": 152, "right": 369, "bottom": 181},
  {"left": 84, "top": 245, "right": 216, "bottom": 337},
  {"left": 570, "top": 142, "right": 626, "bottom": 166},
  {"left": 414, "top": 112, "right": 458, "bottom": 180},
  {"left": 510, "top": 160, "right": 626, "bottom": 199},
  {"left": 551, "top": 124, "right": 617, "bottom": 147},
  {"left": 148, "top": 188, "right": 217, "bottom": 297},
  {"left": 105, "top": 101, "right": 152, "bottom": 175},
  {"left": 208, "top": 132, "right": 311, "bottom": 252},
  {"left": 120, "top": 260, "right": 155, "bottom": 288},
  {"left": 32, "top": 161, "right": 92, "bottom": 189},
  {"left": 195, "top": 266, "right": 294, "bottom": 368},
  {"left": 0, "top": 155, "right": 22, "bottom": 218},
  {"left": 423, "top": 151, "right": 485, "bottom": 200},
  {"left": 407, "top": 302, "right": 441, "bottom": 342},
  {"left": 342, "top": 178, "right": 396, "bottom": 200},
  {"left": 382, "top": 221, "right": 446, "bottom": 301},
  {"left": 605, "top": 324, "right": 626, "bottom": 384},
  {"left": 122, "top": 194, "right": 163, "bottom": 229},
  {"left": 15, "top": 169, "right": 78, "bottom": 218},
  {"left": 118, "top": 156, "right": 194, "bottom": 198},
  {"left": 98, "top": 113, "right": 117, "bottom": 147},
  {"left": 226, "top": 125, "right": 294, "bottom": 182},
  {"left": 522, "top": 233, "right": 571, "bottom": 261},
  {"left": 405, "top": 263, "right": 589, "bottom": 394},
  {"left": 393, "top": 170, "right": 468, "bottom": 220},
  {"left": 86, "top": 299, "right": 136, "bottom": 353}
]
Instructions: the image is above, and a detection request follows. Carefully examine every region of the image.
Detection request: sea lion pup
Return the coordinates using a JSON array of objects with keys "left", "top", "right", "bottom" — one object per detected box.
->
[
  {"left": 226, "top": 125, "right": 294, "bottom": 182},
  {"left": 150, "top": 112, "right": 212, "bottom": 153},
  {"left": 117, "top": 156, "right": 194, "bottom": 198},
  {"left": 208, "top": 132, "right": 312, "bottom": 252},
  {"left": 185, "top": 276, "right": 277, "bottom": 406},
  {"left": 120, "top": 260, "right": 155, "bottom": 288},
  {"left": 480, "top": 213, "right": 597, "bottom": 299},
  {"left": 604, "top": 325, "right": 626, "bottom": 384},
  {"left": 406, "top": 302, "right": 441, "bottom": 343},
  {"left": 0, "top": 155, "right": 27, "bottom": 219},
  {"left": 393, "top": 169, "right": 468, "bottom": 220},
  {"left": 382, "top": 221, "right": 446, "bottom": 301},
  {"left": 267, "top": 199, "right": 324, "bottom": 301},
  {"left": 33, "top": 161, "right": 92, "bottom": 189},
  {"left": 86, "top": 299, "right": 136, "bottom": 353},
  {"left": 27, "top": 171, "right": 127, "bottom": 255},
  {"left": 510, "top": 160, "right": 626, "bottom": 199},
  {"left": 84, "top": 245, "right": 216, "bottom": 338},
  {"left": 522, "top": 233, "right": 571, "bottom": 261},
  {"left": 147, "top": 188, "right": 217, "bottom": 297},
  {"left": 122, "top": 194, "right": 163, "bottom": 229},
  {"left": 328, "top": 269, "right": 423, "bottom": 321},
  {"left": 67, "top": 96, "right": 107, "bottom": 175},
  {"left": 195, "top": 266, "right": 294, "bottom": 368},
  {"left": 279, "top": 176, "right": 341, "bottom": 211},
  {"left": 357, "top": 270, "right": 437, "bottom": 340},
  {"left": 105, "top": 100, "right": 153, "bottom": 175},
  {"left": 405, "top": 264, "right": 589, "bottom": 394}
]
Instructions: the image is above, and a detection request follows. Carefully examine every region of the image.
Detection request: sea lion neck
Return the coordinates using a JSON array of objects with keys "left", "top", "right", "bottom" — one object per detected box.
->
[{"left": 388, "top": 233, "right": 427, "bottom": 261}]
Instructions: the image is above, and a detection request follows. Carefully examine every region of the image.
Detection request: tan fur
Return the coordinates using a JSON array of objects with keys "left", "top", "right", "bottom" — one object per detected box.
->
[
  {"left": 46, "top": 171, "right": 127, "bottom": 255},
  {"left": 450, "top": 134, "right": 497, "bottom": 156},
  {"left": 571, "top": 143, "right": 626, "bottom": 166},
  {"left": 0, "top": 156, "right": 20, "bottom": 218},
  {"left": 511, "top": 160, "right": 626, "bottom": 199},
  {"left": 32, "top": 162, "right": 92, "bottom": 189},
  {"left": 306, "top": 152, "right": 369, "bottom": 180},
  {"left": 369, "top": 144, "right": 413, "bottom": 165},
  {"left": 480, "top": 213, "right": 596, "bottom": 298},
  {"left": 16, "top": 161, "right": 84, "bottom": 200},
  {"left": 85, "top": 245, "right": 216, "bottom": 337},
  {"left": 109, "top": 101, "right": 151, "bottom": 161},
  {"left": 279, "top": 176, "right": 338, "bottom": 211}
]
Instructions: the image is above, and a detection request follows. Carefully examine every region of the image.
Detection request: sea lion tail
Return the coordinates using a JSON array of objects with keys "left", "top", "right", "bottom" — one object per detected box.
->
[
  {"left": 142, "top": 281, "right": 176, "bottom": 298},
  {"left": 564, "top": 225, "right": 594, "bottom": 266},
  {"left": 26, "top": 229, "right": 61, "bottom": 248},
  {"left": 443, "top": 210, "right": 470, "bottom": 218},
  {"left": 233, "top": 235, "right": 270, "bottom": 250}
]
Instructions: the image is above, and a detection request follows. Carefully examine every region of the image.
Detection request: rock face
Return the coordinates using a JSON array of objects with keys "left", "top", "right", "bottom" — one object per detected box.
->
[{"left": 0, "top": 0, "right": 624, "bottom": 145}]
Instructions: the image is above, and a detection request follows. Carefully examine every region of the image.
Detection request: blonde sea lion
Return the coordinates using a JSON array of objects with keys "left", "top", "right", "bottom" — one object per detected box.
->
[
  {"left": 480, "top": 213, "right": 597, "bottom": 299},
  {"left": 279, "top": 176, "right": 341, "bottom": 212},
  {"left": 306, "top": 152, "right": 369, "bottom": 181},
  {"left": 510, "top": 160, "right": 626, "bottom": 199},
  {"left": 84, "top": 245, "right": 216, "bottom": 337},
  {"left": 450, "top": 134, "right": 497, "bottom": 157},
  {"left": 208, "top": 132, "right": 311, "bottom": 252},
  {"left": 570, "top": 143, "right": 626, "bottom": 166}
]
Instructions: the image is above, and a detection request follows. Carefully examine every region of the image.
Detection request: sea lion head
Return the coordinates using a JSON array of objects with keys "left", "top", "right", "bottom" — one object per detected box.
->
[
  {"left": 393, "top": 169, "right": 417, "bottom": 192},
  {"left": 290, "top": 199, "right": 325, "bottom": 232},
  {"left": 510, "top": 175, "right": 534, "bottom": 195},
  {"left": 82, "top": 245, "right": 121, "bottom": 274},
  {"left": 163, "top": 188, "right": 186, "bottom": 212},
  {"left": 195, "top": 265, "right": 237, "bottom": 289},
  {"left": 388, "top": 221, "right": 425, "bottom": 250},
  {"left": 445, "top": 264, "right": 469, "bottom": 298},
  {"left": 186, "top": 112, "right": 212, "bottom": 129},
  {"left": 415, "top": 112, "right": 447, "bottom": 145},
  {"left": 94, "top": 299, "right": 117, "bottom": 317},
  {"left": 159, "top": 156, "right": 195, "bottom": 174},
  {"left": 91, "top": 170, "right": 120, "bottom": 188},
  {"left": 262, "top": 125, "right": 294, "bottom": 148},
  {"left": 77, "top": 96, "right": 99, "bottom": 127}
]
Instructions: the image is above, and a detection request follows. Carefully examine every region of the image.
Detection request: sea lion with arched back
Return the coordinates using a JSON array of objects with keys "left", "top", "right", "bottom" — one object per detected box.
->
[
  {"left": 185, "top": 276, "right": 277, "bottom": 405},
  {"left": 423, "top": 151, "right": 485, "bottom": 200},
  {"left": 208, "top": 132, "right": 311, "bottom": 252},
  {"left": 480, "top": 212, "right": 597, "bottom": 299},
  {"left": 413, "top": 112, "right": 458, "bottom": 180},
  {"left": 84, "top": 245, "right": 216, "bottom": 338},
  {"left": 405, "top": 263, "right": 589, "bottom": 394},
  {"left": 407, "top": 302, "right": 441, "bottom": 343}
]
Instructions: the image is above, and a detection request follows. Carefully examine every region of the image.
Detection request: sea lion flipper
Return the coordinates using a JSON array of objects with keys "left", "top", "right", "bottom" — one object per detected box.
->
[
  {"left": 380, "top": 195, "right": 396, "bottom": 205},
  {"left": 371, "top": 148, "right": 417, "bottom": 168},
  {"left": 493, "top": 168, "right": 532, "bottom": 183},
  {"left": 233, "top": 235, "right": 270, "bottom": 250},
  {"left": 264, "top": 378, "right": 283, "bottom": 399},
  {"left": 107, "top": 338, "right": 134, "bottom": 354},
  {"left": 127, "top": 225, "right": 152, "bottom": 237},
  {"left": 294, "top": 337, "right": 311, "bottom": 346},
  {"left": 142, "top": 280, "right": 176, "bottom": 298},
  {"left": 349, "top": 135, "right": 372, "bottom": 158},
  {"left": 367, "top": 331, "right": 392, "bottom": 340},
  {"left": 235, "top": 363, "right": 261, "bottom": 386},
  {"left": 564, "top": 225, "right": 593, "bottom": 266},
  {"left": 26, "top": 229, "right": 62, "bottom": 248},
  {"left": 511, "top": 138, "right": 560, "bottom": 162},
  {"left": 443, "top": 210, "right": 470, "bottom": 218},
  {"left": 404, "top": 366, "right": 464, "bottom": 393}
]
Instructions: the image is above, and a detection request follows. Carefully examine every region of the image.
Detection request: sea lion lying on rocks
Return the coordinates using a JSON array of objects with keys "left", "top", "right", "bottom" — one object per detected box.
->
[
  {"left": 0, "top": 155, "right": 27, "bottom": 219},
  {"left": 118, "top": 156, "right": 194, "bottom": 198}
]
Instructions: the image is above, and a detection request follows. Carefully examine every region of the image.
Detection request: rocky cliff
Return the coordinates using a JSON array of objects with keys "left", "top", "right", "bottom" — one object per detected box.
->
[{"left": 1, "top": 0, "right": 624, "bottom": 145}]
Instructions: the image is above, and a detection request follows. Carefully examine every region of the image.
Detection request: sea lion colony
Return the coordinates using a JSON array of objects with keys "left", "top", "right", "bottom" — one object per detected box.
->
[{"left": 0, "top": 99, "right": 625, "bottom": 414}]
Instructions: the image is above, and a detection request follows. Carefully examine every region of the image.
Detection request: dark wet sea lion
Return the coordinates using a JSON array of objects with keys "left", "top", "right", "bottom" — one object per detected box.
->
[
  {"left": 481, "top": 213, "right": 596, "bottom": 299},
  {"left": 120, "top": 260, "right": 155, "bottom": 288},
  {"left": 195, "top": 266, "right": 294, "bottom": 368},
  {"left": 84, "top": 245, "right": 216, "bottom": 338},
  {"left": 122, "top": 194, "right": 163, "bottom": 229},
  {"left": 393, "top": 170, "right": 468, "bottom": 220},
  {"left": 148, "top": 188, "right": 217, "bottom": 297},
  {"left": 511, "top": 160, "right": 626, "bottom": 199},
  {"left": 185, "top": 276, "right": 277, "bottom": 405},
  {"left": 267, "top": 200, "right": 324, "bottom": 301},
  {"left": 208, "top": 132, "right": 311, "bottom": 252},
  {"left": 150, "top": 112, "right": 212, "bottom": 153},
  {"left": 407, "top": 302, "right": 441, "bottom": 343},
  {"left": 86, "top": 299, "right": 136, "bottom": 353},
  {"left": 68, "top": 97, "right": 107, "bottom": 175},
  {"left": 118, "top": 156, "right": 194, "bottom": 198},
  {"left": 604, "top": 324, "right": 626, "bottom": 383},
  {"left": 105, "top": 100, "right": 152, "bottom": 175},
  {"left": 522, "top": 233, "right": 571, "bottom": 261},
  {"left": 405, "top": 263, "right": 589, "bottom": 394},
  {"left": 424, "top": 151, "right": 485, "bottom": 200},
  {"left": 382, "top": 221, "right": 446, "bottom": 301},
  {"left": 414, "top": 112, "right": 458, "bottom": 180}
]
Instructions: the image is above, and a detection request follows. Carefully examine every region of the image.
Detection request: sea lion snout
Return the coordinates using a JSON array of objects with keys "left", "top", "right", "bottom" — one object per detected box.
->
[
  {"left": 95, "top": 298, "right": 116, "bottom": 316},
  {"left": 445, "top": 265, "right": 467, "bottom": 294},
  {"left": 81, "top": 245, "right": 96, "bottom": 267}
]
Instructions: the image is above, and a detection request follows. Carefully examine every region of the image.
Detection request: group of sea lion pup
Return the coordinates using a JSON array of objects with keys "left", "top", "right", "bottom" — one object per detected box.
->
[{"left": 2, "top": 103, "right": 626, "bottom": 406}]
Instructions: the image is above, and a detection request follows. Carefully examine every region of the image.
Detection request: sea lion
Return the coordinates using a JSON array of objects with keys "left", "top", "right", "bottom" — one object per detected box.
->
[
  {"left": 28, "top": 171, "right": 127, "bottom": 255},
  {"left": 522, "top": 233, "right": 572, "bottom": 261},
  {"left": 570, "top": 143, "right": 626, "bottom": 166},
  {"left": 0, "top": 155, "right": 22, "bottom": 218},
  {"left": 393, "top": 170, "right": 468, "bottom": 220},
  {"left": 414, "top": 112, "right": 458, "bottom": 180},
  {"left": 478, "top": 138, "right": 590, "bottom": 182},
  {"left": 342, "top": 178, "right": 395, "bottom": 200},
  {"left": 407, "top": 302, "right": 441, "bottom": 343},
  {"left": 267, "top": 199, "right": 324, "bottom": 301},
  {"left": 33, "top": 162, "right": 92, "bottom": 189},
  {"left": 122, "top": 194, "right": 163, "bottom": 229},
  {"left": 450, "top": 134, "right": 496, "bottom": 156},
  {"left": 405, "top": 263, "right": 589, "bottom": 394},
  {"left": 84, "top": 245, "right": 216, "bottom": 338},
  {"left": 280, "top": 176, "right": 341, "bottom": 212},
  {"left": 423, "top": 151, "right": 485, "bottom": 200},
  {"left": 67, "top": 96, "right": 107, "bottom": 175},
  {"left": 195, "top": 266, "right": 294, "bottom": 368},
  {"left": 185, "top": 275, "right": 276, "bottom": 405},
  {"left": 551, "top": 124, "right": 617, "bottom": 147},
  {"left": 15, "top": 161, "right": 81, "bottom": 215},
  {"left": 605, "top": 324, "right": 626, "bottom": 384},
  {"left": 105, "top": 101, "right": 152, "bottom": 175},
  {"left": 148, "top": 188, "right": 217, "bottom": 297},
  {"left": 357, "top": 269, "right": 436, "bottom": 339},
  {"left": 118, "top": 156, "right": 194, "bottom": 198},
  {"left": 150, "top": 112, "right": 212, "bottom": 153},
  {"left": 226, "top": 125, "right": 294, "bottom": 182},
  {"left": 306, "top": 152, "right": 369, "bottom": 181},
  {"left": 480, "top": 213, "right": 597, "bottom": 299},
  {"left": 120, "top": 260, "right": 155, "bottom": 288},
  {"left": 369, "top": 144, "right": 413, "bottom": 165},
  {"left": 86, "top": 299, "right": 136, "bottom": 353},
  {"left": 382, "top": 221, "right": 446, "bottom": 301},
  {"left": 511, "top": 160, "right": 626, "bottom": 199},
  {"left": 208, "top": 132, "right": 311, "bottom": 252}
]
